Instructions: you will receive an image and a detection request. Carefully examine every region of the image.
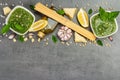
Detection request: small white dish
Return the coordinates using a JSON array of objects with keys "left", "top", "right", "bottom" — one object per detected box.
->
[
  {"left": 6, "top": 6, "right": 35, "bottom": 35},
  {"left": 90, "top": 13, "right": 118, "bottom": 38}
]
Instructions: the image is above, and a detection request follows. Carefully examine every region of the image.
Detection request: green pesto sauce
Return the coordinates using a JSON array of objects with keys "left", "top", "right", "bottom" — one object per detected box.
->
[
  {"left": 91, "top": 14, "right": 116, "bottom": 37},
  {"left": 8, "top": 8, "right": 34, "bottom": 34}
]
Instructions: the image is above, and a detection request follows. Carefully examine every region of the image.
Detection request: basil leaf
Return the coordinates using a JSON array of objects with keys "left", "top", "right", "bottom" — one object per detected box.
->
[
  {"left": 30, "top": 5, "right": 35, "bottom": 10},
  {"left": 99, "top": 7, "right": 105, "bottom": 16},
  {"left": 99, "top": 7, "right": 108, "bottom": 21},
  {"left": 0, "top": 24, "right": 10, "bottom": 35},
  {"left": 99, "top": 7, "right": 120, "bottom": 21},
  {"left": 88, "top": 9, "right": 93, "bottom": 15},
  {"left": 52, "top": 35, "right": 58, "bottom": 43},
  {"left": 108, "top": 11, "right": 120, "bottom": 20},
  {"left": 18, "top": 35, "right": 24, "bottom": 42},
  {"left": 15, "top": 24, "right": 24, "bottom": 31},
  {"left": 97, "top": 40, "right": 103, "bottom": 46},
  {"left": 56, "top": 9, "right": 65, "bottom": 15}
]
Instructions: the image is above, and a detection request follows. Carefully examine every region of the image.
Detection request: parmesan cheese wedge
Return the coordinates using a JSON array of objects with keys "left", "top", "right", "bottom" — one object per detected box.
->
[
  {"left": 74, "top": 32, "right": 87, "bottom": 43},
  {"left": 3, "top": 7, "right": 11, "bottom": 15},
  {"left": 63, "top": 8, "right": 77, "bottom": 19}
]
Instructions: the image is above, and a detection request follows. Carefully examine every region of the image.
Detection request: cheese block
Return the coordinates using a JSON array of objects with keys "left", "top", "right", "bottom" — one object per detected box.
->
[
  {"left": 3, "top": 7, "right": 11, "bottom": 15},
  {"left": 74, "top": 32, "right": 87, "bottom": 43},
  {"left": 41, "top": 18, "right": 58, "bottom": 34},
  {"left": 63, "top": 8, "right": 77, "bottom": 19}
]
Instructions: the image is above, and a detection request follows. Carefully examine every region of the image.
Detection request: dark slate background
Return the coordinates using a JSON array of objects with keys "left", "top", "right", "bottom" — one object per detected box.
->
[{"left": 0, "top": 0, "right": 120, "bottom": 80}]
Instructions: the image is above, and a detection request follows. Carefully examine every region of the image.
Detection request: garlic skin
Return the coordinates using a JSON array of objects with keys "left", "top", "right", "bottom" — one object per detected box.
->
[{"left": 57, "top": 26, "right": 72, "bottom": 41}]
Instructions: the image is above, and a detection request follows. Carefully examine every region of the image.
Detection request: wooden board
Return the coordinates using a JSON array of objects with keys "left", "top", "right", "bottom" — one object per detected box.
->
[{"left": 35, "top": 2, "right": 96, "bottom": 41}]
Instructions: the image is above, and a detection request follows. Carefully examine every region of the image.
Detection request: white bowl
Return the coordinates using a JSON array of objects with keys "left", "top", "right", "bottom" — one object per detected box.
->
[
  {"left": 6, "top": 6, "right": 35, "bottom": 35},
  {"left": 90, "top": 13, "right": 118, "bottom": 38}
]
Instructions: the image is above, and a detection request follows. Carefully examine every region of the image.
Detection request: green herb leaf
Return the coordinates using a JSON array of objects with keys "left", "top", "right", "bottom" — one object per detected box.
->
[
  {"left": 99, "top": 7, "right": 105, "bottom": 15},
  {"left": 99, "top": 7, "right": 108, "bottom": 21},
  {"left": 108, "top": 11, "right": 120, "bottom": 20},
  {"left": 52, "top": 35, "right": 58, "bottom": 43},
  {"left": 30, "top": 5, "right": 35, "bottom": 10},
  {"left": 15, "top": 24, "right": 24, "bottom": 31},
  {"left": 88, "top": 9, "right": 93, "bottom": 15},
  {"left": 0, "top": 24, "right": 10, "bottom": 35},
  {"left": 97, "top": 40, "right": 103, "bottom": 46},
  {"left": 56, "top": 9, "right": 65, "bottom": 15},
  {"left": 99, "top": 7, "right": 120, "bottom": 21},
  {"left": 18, "top": 35, "right": 24, "bottom": 42}
]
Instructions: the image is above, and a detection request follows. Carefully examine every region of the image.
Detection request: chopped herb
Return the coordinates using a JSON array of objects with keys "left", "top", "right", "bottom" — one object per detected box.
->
[
  {"left": 52, "top": 35, "right": 58, "bottom": 43},
  {"left": 97, "top": 39, "right": 103, "bottom": 46},
  {"left": 18, "top": 35, "right": 24, "bottom": 42},
  {"left": 30, "top": 5, "right": 35, "bottom": 10},
  {"left": 56, "top": 9, "right": 65, "bottom": 15},
  {"left": 99, "top": 7, "right": 120, "bottom": 21},
  {"left": 88, "top": 9, "right": 93, "bottom": 15},
  {"left": 0, "top": 24, "right": 10, "bottom": 35}
]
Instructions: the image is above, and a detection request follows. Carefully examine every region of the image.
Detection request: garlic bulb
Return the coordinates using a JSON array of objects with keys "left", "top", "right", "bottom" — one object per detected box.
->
[{"left": 57, "top": 26, "right": 72, "bottom": 41}]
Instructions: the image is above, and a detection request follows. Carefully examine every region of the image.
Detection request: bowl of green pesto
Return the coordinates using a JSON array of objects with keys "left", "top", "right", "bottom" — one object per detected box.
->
[
  {"left": 90, "top": 7, "right": 119, "bottom": 38},
  {"left": 6, "top": 6, "right": 35, "bottom": 35}
]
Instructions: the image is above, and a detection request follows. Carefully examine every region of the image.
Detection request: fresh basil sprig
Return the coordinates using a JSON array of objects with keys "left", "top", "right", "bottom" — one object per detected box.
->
[
  {"left": 0, "top": 24, "right": 11, "bottom": 35},
  {"left": 99, "top": 7, "right": 120, "bottom": 21}
]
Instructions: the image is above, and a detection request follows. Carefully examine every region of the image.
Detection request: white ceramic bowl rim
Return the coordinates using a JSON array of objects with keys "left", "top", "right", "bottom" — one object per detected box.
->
[
  {"left": 6, "top": 5, "right": 35, "bottom": 35},
  {"left": 90, "top": 12, "right": 118, "bottom": 38}
]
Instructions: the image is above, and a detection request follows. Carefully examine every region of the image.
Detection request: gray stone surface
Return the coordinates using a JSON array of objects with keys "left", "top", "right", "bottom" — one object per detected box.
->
[{"left": 0, "top": 0, "right": 120, "bottom": 80}]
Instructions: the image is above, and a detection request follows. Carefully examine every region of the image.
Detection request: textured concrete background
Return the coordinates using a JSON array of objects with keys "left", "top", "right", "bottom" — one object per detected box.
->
[{"left": 0, "top": 0, "right": 120, "bottom": 80}]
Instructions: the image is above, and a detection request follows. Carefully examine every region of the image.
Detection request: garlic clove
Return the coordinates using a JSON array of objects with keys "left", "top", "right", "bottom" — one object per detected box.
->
[
  {"left": 64, "top": 27, "right": 68, "bottom": 30},
  {"left": 8, "top": 34, "right": 16, "bottom": 40},
  {"left": 67, "top": 29, "right": 72, "bottom": 33}
]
